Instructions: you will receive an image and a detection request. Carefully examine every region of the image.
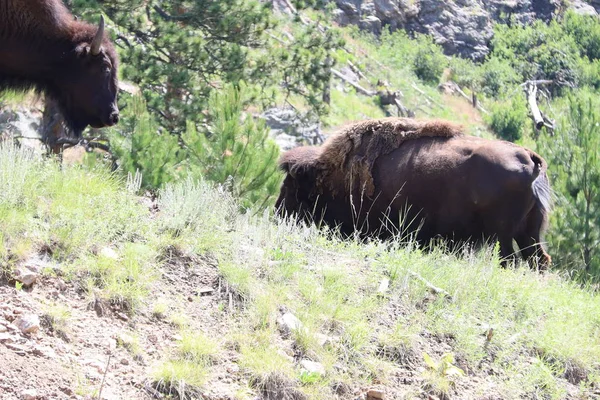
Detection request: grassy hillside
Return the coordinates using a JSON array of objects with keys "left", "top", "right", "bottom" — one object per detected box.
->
[{"left": 1, "top": 143, "right": 599, "bottom": 400}]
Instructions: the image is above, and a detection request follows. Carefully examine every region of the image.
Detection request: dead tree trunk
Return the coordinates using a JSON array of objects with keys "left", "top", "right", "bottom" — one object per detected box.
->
[{"left": 524, "top": 82, "right": 544, "bottom": 130}]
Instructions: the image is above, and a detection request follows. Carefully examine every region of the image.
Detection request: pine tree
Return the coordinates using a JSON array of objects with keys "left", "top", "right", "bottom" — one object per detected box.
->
[
  {"left": 539, "top": 91, "right": 600, "bottom": 280},
  {"left": 182, "top": 82, "right": 281, "bottom": 210}
]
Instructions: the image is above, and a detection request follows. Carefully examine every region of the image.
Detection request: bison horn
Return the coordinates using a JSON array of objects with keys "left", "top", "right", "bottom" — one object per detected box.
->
[{"left": 90, "top": 15, "right": 105, "bottom": 56}]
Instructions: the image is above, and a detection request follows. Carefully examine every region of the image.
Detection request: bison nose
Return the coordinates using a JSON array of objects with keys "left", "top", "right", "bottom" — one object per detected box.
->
[{"left": 108, "top": 111, "right": 119, "bottom": 125}]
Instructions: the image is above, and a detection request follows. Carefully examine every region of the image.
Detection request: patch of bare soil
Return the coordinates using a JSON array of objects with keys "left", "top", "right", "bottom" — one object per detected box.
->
[{"left": 0, "top": 246, "right": 240, "bottom": 400}]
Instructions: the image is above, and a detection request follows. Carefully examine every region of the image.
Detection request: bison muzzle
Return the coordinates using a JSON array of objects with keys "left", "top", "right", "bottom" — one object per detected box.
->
[{"left": 275, "top": 117, "right": 552, "bottom": 270}]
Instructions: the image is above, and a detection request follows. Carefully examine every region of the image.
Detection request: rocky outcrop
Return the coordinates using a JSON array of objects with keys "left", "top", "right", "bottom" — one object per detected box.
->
[
  {"left": 330, "top": 0, "right": 563, "bottom": 60},
  {"left": 261, "top": 108, "right": 325, "bottom": 150}
]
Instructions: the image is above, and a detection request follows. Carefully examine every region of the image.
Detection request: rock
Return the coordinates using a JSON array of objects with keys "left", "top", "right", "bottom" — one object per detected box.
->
[
  {"left": 15, "top": 268, "right": 38, "bottom": 287},
  {"left": 120, "top": 358, "right": 129, "bottom": 366},
  {"left": 260, "top": 107, "right": 323, "bottom": 150},
  {"left": 0, "top": 324, "right": 7, "bottom": 333},
  {"left": 99, "top": 247, "right": 119, "bottom": 260},
  {"left": 377, "top": 278, "right": 390, "bottom": 294},
  {"left": 366, "top": 389, "right": 385, "bottom": 399},
  {"left": 32, "top": 345, "right": 57, "bottom": 359},
  {"left": 300, "top": 359, "right": 326, "bottom": 375},
  {"left": 359, "top": 16, "right": 382, "bottom": 34},
  {"left": 274, "top": 133, "right": 300, "bottom": 151},
  {"left": 197, "top": 287, "right": 214, "bottom": 296},
  {"left": 116, "top": 312, "right": 129, "bottom": 322},
  {"left": 14, "top": 314, "right": 40, "bottom": 334},
  {"left": 277, "top": 312, "right": 304, "bottom": 335},
  {"left": 570, "top": 0, "right": 597, "bottom": 15},
  {"left": 20, "top": 389, "right": 38, "bottom": 400},
  {"left": 81, "top": 359, "right": 106, "bottom": 374},
  {"left": 330, "top": 0, "right": 562, "bottom": 60}
]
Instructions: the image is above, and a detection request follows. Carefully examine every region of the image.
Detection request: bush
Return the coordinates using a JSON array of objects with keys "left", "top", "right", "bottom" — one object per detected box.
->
[
  {"left": 182, "top": 82, "right": 282, "bottom": 210},
  {"left": 447, "top": 57, "right": 482, "bottom": 90},
  {"left": 486, "top": 95, "right": 528, "bottom": 142},
  {"left": 412, "top": 35, "right": 447, "bottom": 84},
  {"left": 110, "top": 95, "right": 183, "bottom": 189},
  {"left": 479, "top": 57, "right": 519, "bottom": 98}
]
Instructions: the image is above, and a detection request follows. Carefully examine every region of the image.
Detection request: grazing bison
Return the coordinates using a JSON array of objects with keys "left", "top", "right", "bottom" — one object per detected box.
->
[
  {"left": 275, "top": 118, "right": 552, "bottom": 269},
  {"left": 0, "top": 0, "right": 119, "bottom": 135}
]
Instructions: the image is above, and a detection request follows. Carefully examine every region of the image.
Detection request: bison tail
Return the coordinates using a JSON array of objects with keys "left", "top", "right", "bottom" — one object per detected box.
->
[
  {"left": 528, "top": 149, "right": 551, "bottom": 215},
  {"left": 532, "top": 171, "right": 552, "bottom": 230}
]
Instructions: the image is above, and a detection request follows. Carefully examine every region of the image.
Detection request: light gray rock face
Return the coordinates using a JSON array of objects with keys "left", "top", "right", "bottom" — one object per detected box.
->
[
  {"left": 329, "top": 0, "right": 563, "bottom": 60},
  {"left": 261, "top": 107, "right": 324, "bottom": 151},
  {"left": 570, "top": 0, "right": 598, "bottom": 15}
]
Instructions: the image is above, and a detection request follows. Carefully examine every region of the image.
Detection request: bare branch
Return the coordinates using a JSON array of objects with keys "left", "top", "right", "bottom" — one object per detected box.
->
[{"left": 331, "top": 68, "right": 377, "bottom": 96}]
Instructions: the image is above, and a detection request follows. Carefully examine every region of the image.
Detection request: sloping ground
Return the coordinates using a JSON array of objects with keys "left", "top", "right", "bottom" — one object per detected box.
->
[{"left": 1, "top": 144, "right": 600, "bottom": 400}]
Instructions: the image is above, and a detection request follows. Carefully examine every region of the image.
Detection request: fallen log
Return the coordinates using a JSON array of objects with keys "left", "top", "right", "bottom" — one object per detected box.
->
[
  {"left": 524, "top": 81, "right": 544, "bottom": 130},
  {"left": 331, "top": 68, "right": 377, "bottom": 96}
]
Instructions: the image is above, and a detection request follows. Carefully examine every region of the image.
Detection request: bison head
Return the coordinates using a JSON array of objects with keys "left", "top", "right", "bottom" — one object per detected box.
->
[
  {"left": 51, "top": 16, "right": 119, "bottom": 135},
  {"left": 275, "top": 146, "right": 323, "bottom": 221}
]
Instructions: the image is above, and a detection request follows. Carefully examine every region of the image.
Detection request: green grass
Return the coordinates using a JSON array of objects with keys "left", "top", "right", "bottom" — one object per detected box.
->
[
  {"left": 153, "top": 330, "right": 218, "bottom": 396},
  {"left": 2, "top": 141, "right": 600, "bottom": 399}
]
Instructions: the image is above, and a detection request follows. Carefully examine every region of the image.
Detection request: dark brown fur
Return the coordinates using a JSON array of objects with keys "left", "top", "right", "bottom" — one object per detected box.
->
[
  {"left": 0, "top": 0, "right": 119, "bottom": 134},
  {"left": 276, "top": 117, "right": 552, "bottom": 270}
]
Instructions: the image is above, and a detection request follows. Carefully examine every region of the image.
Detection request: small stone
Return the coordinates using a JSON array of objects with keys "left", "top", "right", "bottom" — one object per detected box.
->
[
  {"left": 0, "top": 325, "right": 7, "bottom": 333},
  {"left": 377, "top": 278, "right": 390, "bottom": 294},
  {"left": 15, "top": 268, "right": 38, "bottom": 286},
  {"left": 81, "top": 359, "right": 105, "bottom": 374},
  {"left": 32, "top": 345, "right": 57, "bottom": 359},
  {"left": 366, "top": 389, "right": 385, "bottom": 400},
  {"left": 170, "top": 334, "right": 183, "bottom": 341},
  {"left": 120, "top": 358, "right": 129, "bottom": 366},
  {"left": 14, "top": 314, "right": 40, "bottom": 334},
  {"left": 20, "top": 389, "right": 38, "bottom": 400},
  {"left": 300, "top": 359, "right": 326, "bottom": 376},
  {"left": 197, "top": 287, "right": 214, "bottom": 296},
  {"left": 99, "top": 247, "right": 119, "bottom": 260},
  {"left": 226, "top": 364, "right": 240, "bottom": 374},
  {"left": 59, "top": 386, "right": 74, "bottom": 396},
  {"left": 277, "top": 312, "right": 304, "bottom": 335},
  {"left": 116, "top": 312, "right": 129, "bottom": 322}
]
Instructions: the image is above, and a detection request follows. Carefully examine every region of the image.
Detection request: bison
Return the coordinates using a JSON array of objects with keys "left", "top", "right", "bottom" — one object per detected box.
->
[
  {"left": 0, "top": 0, "right": 120, "bottom": 135},
  {"left": 275, "top": 117, "right": 552, "bottom": 269}
]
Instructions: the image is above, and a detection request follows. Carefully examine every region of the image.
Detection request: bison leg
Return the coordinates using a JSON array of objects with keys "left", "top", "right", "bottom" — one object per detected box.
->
[
  {"left": 498, "top": 237, "right": 518, "bottom": 268},
  {"left": 515, "top": 207, "right": 551, "bottom": 271}
]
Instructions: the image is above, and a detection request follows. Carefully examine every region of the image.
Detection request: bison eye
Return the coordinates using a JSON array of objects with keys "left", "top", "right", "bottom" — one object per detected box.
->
[{"left": 104, "top": 67, "right": 111, "bottom": 76}]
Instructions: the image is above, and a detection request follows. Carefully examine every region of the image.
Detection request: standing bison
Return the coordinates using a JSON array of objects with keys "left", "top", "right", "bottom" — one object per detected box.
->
[
  {"left": 275, "top": 118, "right": 552, "bottom": 269},
  {"left": 0, "top": 0, "right": 120, "bottom": 135}
]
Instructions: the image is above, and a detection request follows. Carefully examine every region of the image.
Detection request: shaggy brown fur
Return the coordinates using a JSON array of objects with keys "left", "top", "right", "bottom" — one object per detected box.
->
[
  {"left": 305, "top": 117, "right": 465, "bottom": 197},
  {"left": 276, "top": 117, "right": 552, "bottom": 270}
]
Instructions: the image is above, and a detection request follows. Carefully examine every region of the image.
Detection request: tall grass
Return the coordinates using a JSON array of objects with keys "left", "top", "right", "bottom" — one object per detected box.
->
[{"left": 1, "top": 144, "right": 599, "bottom": 398}]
